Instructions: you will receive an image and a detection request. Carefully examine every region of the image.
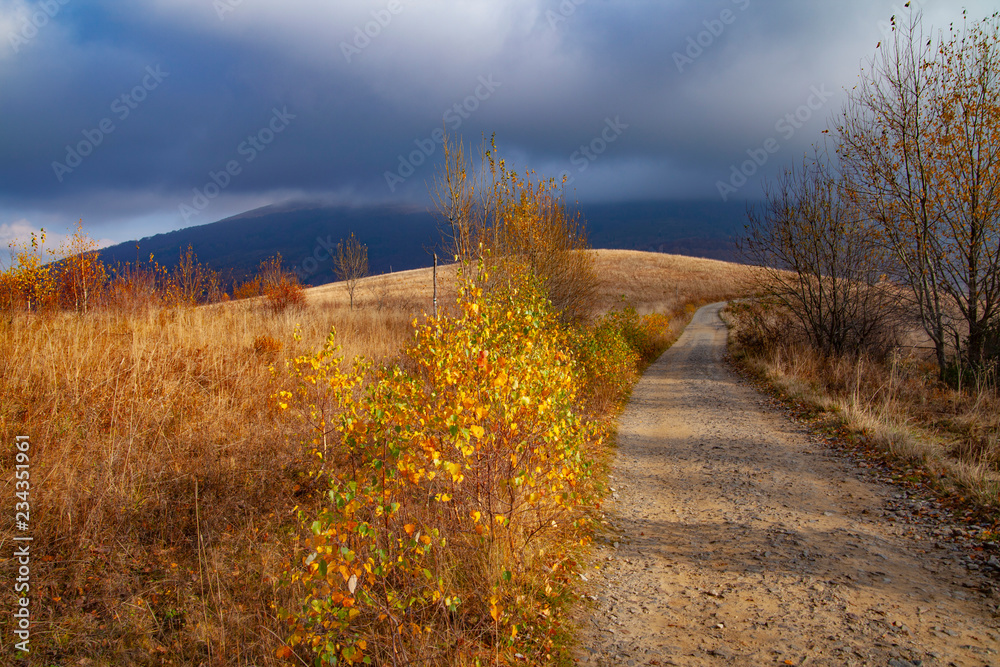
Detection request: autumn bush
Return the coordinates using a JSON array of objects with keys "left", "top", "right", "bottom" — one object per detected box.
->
[
  {"left": 4, "top": 229, "right": 60, "bottom": 312},
  {"left": 233, "top": 275, "right": 264, "bottom": 300},
  {"left": 274, "top": 138, "right": 692, "bottom": 664},
  {"left": 278, "top": 266, "right": 622, "bottom": 665},
  {"left": 570, "top": 306, "right": 674, "bottom": 413},
  {"left": 1, "top": 219, "right": 312, "bottom": 316}
]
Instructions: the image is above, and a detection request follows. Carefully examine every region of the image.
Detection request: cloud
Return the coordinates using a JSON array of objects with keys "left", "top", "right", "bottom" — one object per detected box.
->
[
  {"left": 1, "top": 0, "right": 998, "bottom": 242},
  {"left": 0, "top": 218, "right": 40, "bottom": 250}
]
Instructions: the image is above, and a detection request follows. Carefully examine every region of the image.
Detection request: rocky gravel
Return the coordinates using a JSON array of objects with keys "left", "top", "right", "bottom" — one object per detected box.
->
[{"left": 574, "top": 302, "right": 1000, "bottom": 666}]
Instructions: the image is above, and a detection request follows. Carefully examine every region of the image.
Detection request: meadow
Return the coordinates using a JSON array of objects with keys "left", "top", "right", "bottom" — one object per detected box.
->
[{"left": 0, "top": 249, "right": 755, "bottom": 666}]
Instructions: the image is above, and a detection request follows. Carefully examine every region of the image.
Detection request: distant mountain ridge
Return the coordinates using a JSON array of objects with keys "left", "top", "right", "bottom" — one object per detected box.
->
[{"left": 98, "top": 199, "right": 747, "bottom": 286}]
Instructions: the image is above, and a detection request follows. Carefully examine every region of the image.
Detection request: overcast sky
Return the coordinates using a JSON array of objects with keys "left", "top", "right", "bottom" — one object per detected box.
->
[{"left": 0, "top": 0, "right": 993, "bottom": 248}]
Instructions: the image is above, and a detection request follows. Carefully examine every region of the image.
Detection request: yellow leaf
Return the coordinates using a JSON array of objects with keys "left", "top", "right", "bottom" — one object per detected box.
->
[{"left": 470, "top": 424, "right": 485, "bottom": 439}]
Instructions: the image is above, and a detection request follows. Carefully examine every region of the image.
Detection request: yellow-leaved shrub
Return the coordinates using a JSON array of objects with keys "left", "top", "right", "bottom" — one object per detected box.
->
[{"left": 278, "top": 267, "right": 607, "bottom": 665}]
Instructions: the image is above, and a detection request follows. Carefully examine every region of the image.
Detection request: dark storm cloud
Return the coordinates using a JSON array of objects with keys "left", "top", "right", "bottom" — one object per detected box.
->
[{"left": 0, "top": 0, "right": 993, "bottom": 242}]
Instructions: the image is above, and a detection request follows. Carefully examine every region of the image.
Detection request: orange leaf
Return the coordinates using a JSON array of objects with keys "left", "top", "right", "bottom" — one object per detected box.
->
[{"left": 276, "top": 645, "right": 294, "bottom": 660}]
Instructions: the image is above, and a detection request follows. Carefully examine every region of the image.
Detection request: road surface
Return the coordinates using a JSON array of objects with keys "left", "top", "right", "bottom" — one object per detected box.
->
[{"left": 575, "top": 302, "right": 999, "bottom": 666}]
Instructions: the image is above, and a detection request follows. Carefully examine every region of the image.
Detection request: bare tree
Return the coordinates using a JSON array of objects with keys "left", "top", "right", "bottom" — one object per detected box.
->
[
  {"left": 837, "top": 8, "right": 1000, "bottom": 375},
  {"left": 924, "top": 11, "right": 1000, "bottom": 368},
  {"left": 336, "top": 232, "right": 368, "bottom": 310},
  {"left": 432, "top": 132, "right": 481, "bottom": 263},
  {"left": 742, "top": 154, "right": 899, "bottom": 356}
]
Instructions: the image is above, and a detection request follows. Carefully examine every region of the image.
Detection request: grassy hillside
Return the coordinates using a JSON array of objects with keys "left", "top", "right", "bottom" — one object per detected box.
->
[{"left": 311, "top": 249, "right": 752, "bottom": 316}]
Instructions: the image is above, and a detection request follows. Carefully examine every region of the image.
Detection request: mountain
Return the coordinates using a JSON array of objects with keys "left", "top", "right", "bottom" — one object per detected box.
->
[
  {"left": 98, "top": 199, "right": 747, "bottom": 286},
  {"left": 99, "top": 202, "right": 442, "bottom": 286},
  {"left": 574, "top": 200, "right": 745, "bottom": 261}
]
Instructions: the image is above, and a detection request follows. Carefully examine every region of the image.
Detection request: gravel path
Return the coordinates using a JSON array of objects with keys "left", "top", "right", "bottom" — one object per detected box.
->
[{"left": 575, "top": 302, "right": 999, "bottom": 666}]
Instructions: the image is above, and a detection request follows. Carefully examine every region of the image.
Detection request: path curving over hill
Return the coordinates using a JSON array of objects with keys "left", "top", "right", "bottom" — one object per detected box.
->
[{"left": 576, "top": 302, "right": 999, "bottom": 666}]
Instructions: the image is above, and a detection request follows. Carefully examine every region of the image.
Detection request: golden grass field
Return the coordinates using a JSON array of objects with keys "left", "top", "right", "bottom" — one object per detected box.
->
[
  {"left": 0, "top": 250, "right": 758, "bottom": 666},
  {"left": 307, "top": 250, "right": 756, "bottom": 316}
]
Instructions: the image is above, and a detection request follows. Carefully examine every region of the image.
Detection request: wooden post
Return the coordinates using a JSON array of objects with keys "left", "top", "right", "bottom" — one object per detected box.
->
[{"left": 433, "top": 253, "right": 438, "bottom": 318}]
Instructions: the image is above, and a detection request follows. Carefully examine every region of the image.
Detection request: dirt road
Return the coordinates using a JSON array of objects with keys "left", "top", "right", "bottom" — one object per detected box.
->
[{"left": 575, "top": 302, "right": 999, "bottom": 666}]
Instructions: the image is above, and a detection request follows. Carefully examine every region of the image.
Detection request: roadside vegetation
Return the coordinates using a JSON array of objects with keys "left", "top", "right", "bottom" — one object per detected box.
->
[
  {"left": 734, "top": 9, "right": 1000, "bottom": 520},
  {"left": 0, "top": 137, "right": 754, "bottom": 665}
]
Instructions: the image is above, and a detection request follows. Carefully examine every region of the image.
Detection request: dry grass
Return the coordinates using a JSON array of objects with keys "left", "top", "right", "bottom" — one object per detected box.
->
[
  {"left": 0, "top": 298, "right": 417, "bottom": 665},
  {"left": 587, "top": 249, "right": 758, "bottom": 315},
  {"left": 309, "top": 249, "right": 760, "bottom": 318},
  {"left": 0, "top": 250, "right": 756, "bottom": 665},
  {"left": 725, "top": 302, "right": 1000, "bottom": 516}
]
